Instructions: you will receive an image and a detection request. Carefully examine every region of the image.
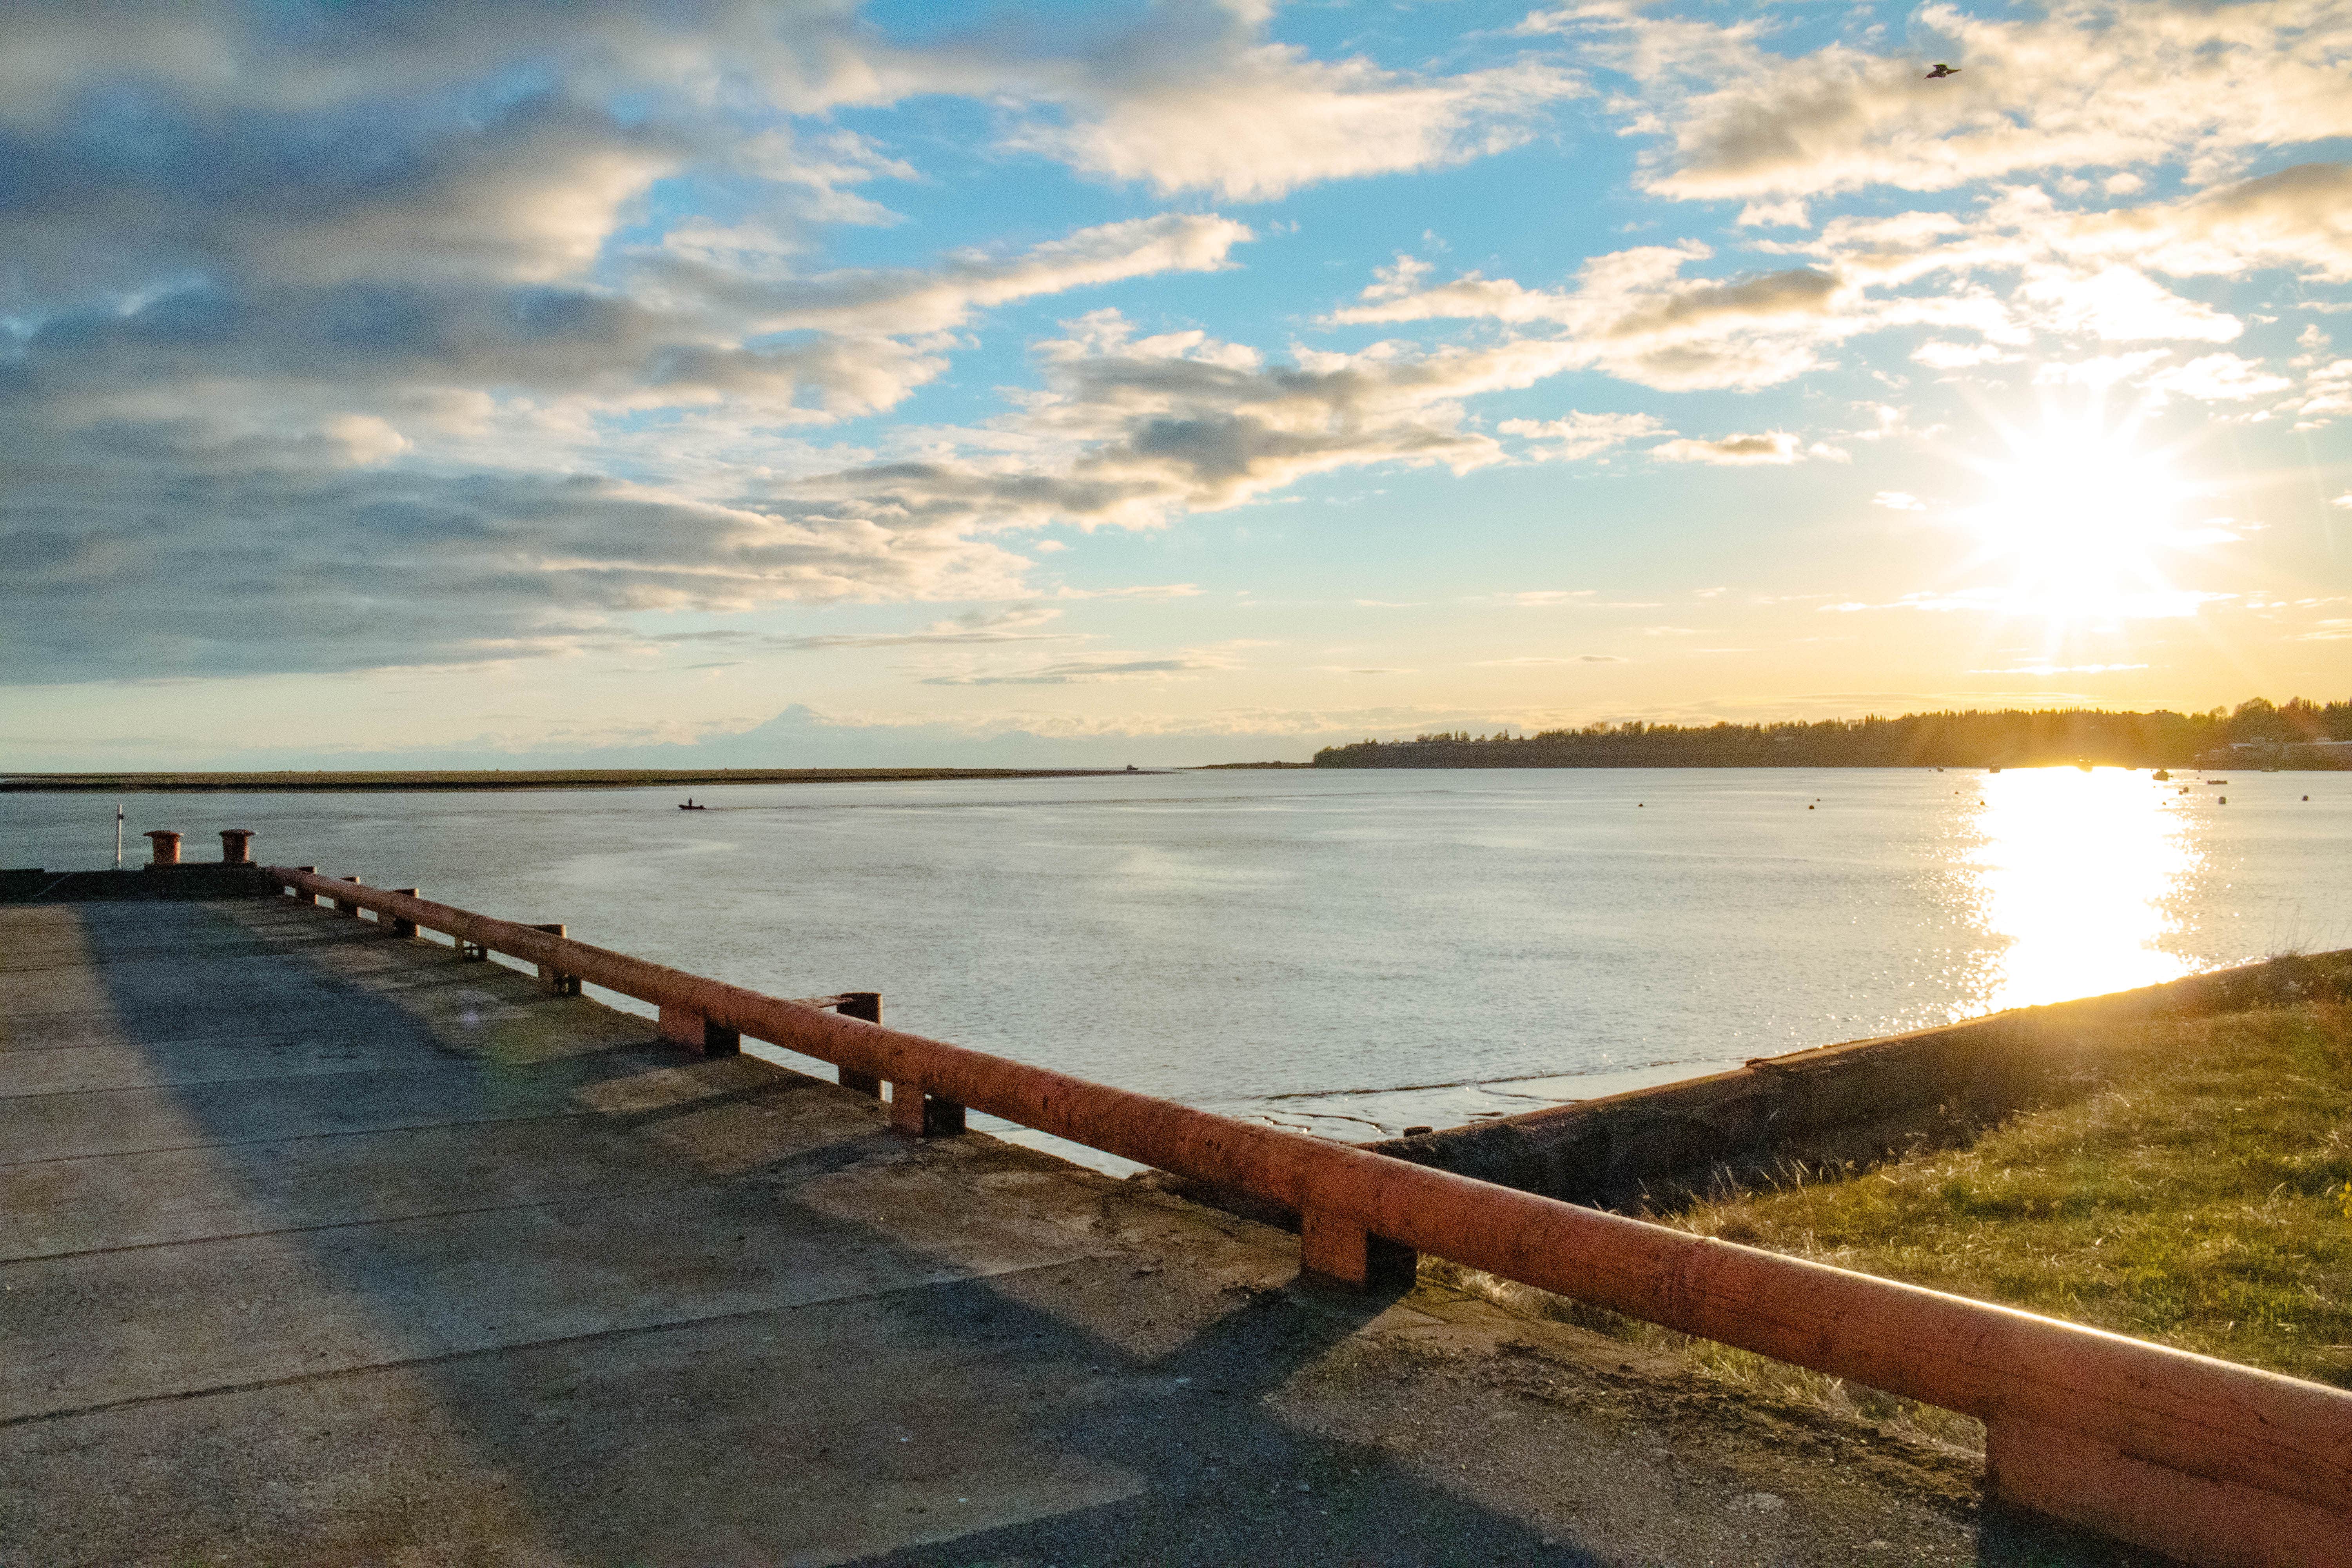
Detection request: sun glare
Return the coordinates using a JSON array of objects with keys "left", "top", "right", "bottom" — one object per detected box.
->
[{"left": 1961, "top": 409, "right": 2196, "bottom": 626}]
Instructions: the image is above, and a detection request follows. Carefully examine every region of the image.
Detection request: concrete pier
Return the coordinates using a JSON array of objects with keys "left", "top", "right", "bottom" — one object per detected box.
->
[{"left": 1, "top": 891, "right": 2141, "bottom": 1565}]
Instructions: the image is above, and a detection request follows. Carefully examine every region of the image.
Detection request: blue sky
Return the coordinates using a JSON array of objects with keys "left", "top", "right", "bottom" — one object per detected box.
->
[{"left": 4, "top": 0, "right": 2348, "bottom": 767}]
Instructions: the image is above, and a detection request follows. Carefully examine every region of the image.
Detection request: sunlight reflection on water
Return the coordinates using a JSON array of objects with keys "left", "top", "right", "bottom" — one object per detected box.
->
[{"left": 1965, "top": 769, "right": 2198, "bottom": 1012}]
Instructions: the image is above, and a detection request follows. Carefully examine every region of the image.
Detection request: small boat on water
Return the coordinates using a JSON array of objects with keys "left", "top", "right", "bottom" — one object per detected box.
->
[{"left": 679, "top": 798, "right": 707, "bottom": 811}]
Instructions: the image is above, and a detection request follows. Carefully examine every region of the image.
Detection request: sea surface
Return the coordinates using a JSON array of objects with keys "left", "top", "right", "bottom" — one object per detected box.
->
[{"left": 7, "top": 767, "right": 2347, "bottom": 1169}]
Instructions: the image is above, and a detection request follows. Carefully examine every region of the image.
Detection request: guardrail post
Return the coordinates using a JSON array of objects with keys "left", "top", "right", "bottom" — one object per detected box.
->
[
  {"left": 888, "top": 1080, "right": 966, "bottom": 1138},
  {"left": 530, "top": 924, "right": 581, "bottom": 994},
  {"left": 658, "top": 1002, "right": 739, "bottom": 1056},
  {"left": 142, "top": 830, "right": 181, "bottom": 868},
  {"left": 1299, "top": 1210, "right": 1417, "bottom": 1290},
  {"left": 331, "top": 875, "right": 363, "bottom": 916},
  {"left": 292, "top": 867, "right": 318, "bottom": 903},
  {"left": 388, "top": 892, "right": 419, "bottom": 938},
  {"left": 458, "top": 933, "right": 489, "bottom": 960},
  {"left": 219, "top": 829, "right": 255, "bottom": 866},
  {"left": 836, "top": 992, "right": 883, "bottom": 1097}
]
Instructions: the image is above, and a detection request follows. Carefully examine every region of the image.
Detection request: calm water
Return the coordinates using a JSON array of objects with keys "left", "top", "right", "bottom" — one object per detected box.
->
[{"left": 7, "top": 768, "right": 2347, "bottom": 1165}]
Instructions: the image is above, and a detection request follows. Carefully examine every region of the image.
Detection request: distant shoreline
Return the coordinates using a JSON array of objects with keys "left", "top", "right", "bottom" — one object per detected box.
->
[{"left": 0, "top": 767, "right": 1140, "bottom": 794}]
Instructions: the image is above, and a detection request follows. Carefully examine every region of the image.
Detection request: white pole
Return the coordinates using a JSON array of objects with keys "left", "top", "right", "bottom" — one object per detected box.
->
[{"left": 114, "top": 804, "right": 123, "bottom": 871}]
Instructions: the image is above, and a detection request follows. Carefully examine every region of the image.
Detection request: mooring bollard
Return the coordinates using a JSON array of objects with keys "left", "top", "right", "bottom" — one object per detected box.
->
[
  {"left": 1299, "top": 1209, "right": 1417, "bottom": 1290},
  {"left": 657, "top": 1002, "right": 739, "bottom": 1056},
  {"left": 142, "top": 830, "right": 181, "bottom": 869},
  {"left": 389, "top": 891, "right": 419, "bottom": 938},
  {"left": 218, "top": 829, "right": 255, "bottom": 866},
  {"left": 530, "top": 924, "right": 580, "bottom": 995},
  {"left": 331, "top": 875, "right": 364, "bottom": 917},
  {"left": 836, "top": 991, "right": 883, "bottom": 1097}
]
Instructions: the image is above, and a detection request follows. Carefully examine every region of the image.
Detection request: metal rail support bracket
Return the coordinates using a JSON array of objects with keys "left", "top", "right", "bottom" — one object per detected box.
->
[
  {"left": 658, "top": 1002, "right": 739, "bottom": 1056},
  {"left": 835, "top": 991, "right": 884, "bottom": 1097},
  {"left": 530, "top": 924, "right": 581, "bottom": 994},
  {"left": 887, "top": 1080, "right": 966, "bottom": 1138},
  {"left": 1300, "top": 1209, "right": 1417, "bottom": 1290}
]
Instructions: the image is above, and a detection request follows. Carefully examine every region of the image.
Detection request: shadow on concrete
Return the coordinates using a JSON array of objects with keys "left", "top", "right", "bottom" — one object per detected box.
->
[{"left": 6, "top": 893, "right": 2174, "bottom": 1567}]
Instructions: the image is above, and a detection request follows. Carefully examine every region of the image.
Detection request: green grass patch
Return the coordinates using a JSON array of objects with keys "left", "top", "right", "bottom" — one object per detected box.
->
[
  {"left": 1423, "top": 1002, "right": 2352, "bottom": 1450},
  {"left": 1673, "top": 1001, "right": 2352, "bottom": 1390}
]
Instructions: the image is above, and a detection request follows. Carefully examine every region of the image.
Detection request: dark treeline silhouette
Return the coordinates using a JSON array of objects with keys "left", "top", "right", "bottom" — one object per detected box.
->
[{"left": 1313, "top": 697, "right": 2352, "bottom": 769}]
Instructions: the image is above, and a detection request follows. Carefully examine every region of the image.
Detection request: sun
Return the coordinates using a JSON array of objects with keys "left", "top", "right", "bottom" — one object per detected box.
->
[{"left": 1959, "top": 407, "right": 2194, "bottom": 626}]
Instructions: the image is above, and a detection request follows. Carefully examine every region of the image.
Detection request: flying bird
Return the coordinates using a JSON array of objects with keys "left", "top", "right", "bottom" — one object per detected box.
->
[{"left": 1924, "top": 62, "right": 1961, "bottom": 78}]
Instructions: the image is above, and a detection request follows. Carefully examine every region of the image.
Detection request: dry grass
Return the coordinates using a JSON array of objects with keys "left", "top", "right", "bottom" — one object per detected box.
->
[{"left": 1426, "top": 1001, "right": 2352, "bottom": 1448}]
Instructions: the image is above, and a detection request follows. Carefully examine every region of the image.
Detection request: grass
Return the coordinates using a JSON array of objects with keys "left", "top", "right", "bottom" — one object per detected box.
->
[
  {"left": 1429, "top": 1001, "right": 2352, "bottom": 1448},
  {"left": 1670, "top": 1000, "right": 2352, "bottom": 1387}
]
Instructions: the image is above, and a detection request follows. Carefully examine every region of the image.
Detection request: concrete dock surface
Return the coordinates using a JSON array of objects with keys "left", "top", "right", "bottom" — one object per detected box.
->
[{"left": 1, "top": 893, "right": 2160, "bottom": 1566}]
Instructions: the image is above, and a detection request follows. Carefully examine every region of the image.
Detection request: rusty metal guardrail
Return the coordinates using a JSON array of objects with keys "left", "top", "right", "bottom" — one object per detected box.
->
[{"left": 264, "top": 864, "right": 2350, "bottom": 1568}]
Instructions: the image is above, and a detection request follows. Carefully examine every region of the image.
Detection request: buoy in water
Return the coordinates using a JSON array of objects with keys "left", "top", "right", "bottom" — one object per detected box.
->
[{"left": 2218, "top": 795, "right": 2228, "bottom": 804}]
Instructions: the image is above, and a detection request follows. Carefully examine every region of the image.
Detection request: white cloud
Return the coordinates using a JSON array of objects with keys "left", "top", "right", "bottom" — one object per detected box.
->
[
  {"left": 2034, "top": 350, "right": 2177, "bottom": 389},
  {"left": 1651, "top": 431, "right": 1807, "bottom": 465},
  {"left": 998, "top": 10, "right": 1579, "bottom": 201},
  {"left": 649, "top": 213, "right": 1252, "bottom": 337},
  {"left": 1912, "top": 340, "right": 2014, "bottom": 369},
  {"left": 1539, "top": 0, "right": 2352, "bottom": 200},
  {"left": 920, "top": 654, "right": 1234, "bottom": 686},
  {"left": 2149, "top": 354, "right": 2295, "bottom": 402},
  {"left": 1872, "top": 490, "right": 1927, "bottom": 511},
  {"left": 1497, "top": 411, "right": 1671, "bottom": 459},
  {"left": 1328, "top": 243, "right": 1856, "bottom": 390}
]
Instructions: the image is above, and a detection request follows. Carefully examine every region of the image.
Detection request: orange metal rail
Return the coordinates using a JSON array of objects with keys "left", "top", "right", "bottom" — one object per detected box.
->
[{"left": 267, "top": 866, "right": 2351, "bottom": 1567}]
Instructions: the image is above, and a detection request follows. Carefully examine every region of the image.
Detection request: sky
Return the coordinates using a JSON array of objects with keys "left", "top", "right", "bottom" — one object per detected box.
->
[{"left": 3, "top": 0, "right": 2349, "bottom": 769}]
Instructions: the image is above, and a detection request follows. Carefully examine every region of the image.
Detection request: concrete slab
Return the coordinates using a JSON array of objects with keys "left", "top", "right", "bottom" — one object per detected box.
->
[{"left": 0, "top": 893, "right": 2158, "bottom": 1566}]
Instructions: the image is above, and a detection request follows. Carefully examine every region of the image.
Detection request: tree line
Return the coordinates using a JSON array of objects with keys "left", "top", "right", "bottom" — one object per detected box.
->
[{"left": 1312, "top": 697, "right": 2352, "bottom": 769}]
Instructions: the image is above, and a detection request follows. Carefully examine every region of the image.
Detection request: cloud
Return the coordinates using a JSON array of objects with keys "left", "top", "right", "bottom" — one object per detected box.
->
[
  {"left": 2043, "top": 162, "right": 2352, "bottom": 285},
  {"left": 1537, "top": 0, "right": 2352, "bottom": 201},
  {"left": 0, "top": 0, "right": 1268, "bottom": 687},
  {"left": 654, "top": 604, "right": 1073, "bottom": 653},
  {"left": 1472, "top": 655, "right": 1626, "bottom": 664},
  {"left": 920, "top": 655, "right": 1230, "bottom": 686},
  {"left": 758, "top": 310, "right": 1610, "bottom": 551},
  {"left": 1912, "top": 340, "right": 2012, "bottom": 370},
  {"left": 1328, "top": 244, "right": 1862, "bottom": 391},
  {"left": 1826, "top": 587, "right": 2230, "bottom": 619},
  {"left": 1650, "top": 431, "right": 1806, "bottom": 465},
  {"left": 11, "top": 2, "right": 1578, "bottom": 686},
  {"left": 1872, "top": 490, "right": 1927, "bottom": 510},
  {"left": 644, "top": 213, "right": 1252, "bottom": 337},
  {"left": 996, "top": 7, "right": 1579, "bottom": 201},
  {"left": 2149, "top": 353, "right": 2296, "bottom": 402},
  {"left": 1497, "top": 411, "right": 1671, "bottom": 459}
]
